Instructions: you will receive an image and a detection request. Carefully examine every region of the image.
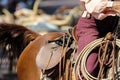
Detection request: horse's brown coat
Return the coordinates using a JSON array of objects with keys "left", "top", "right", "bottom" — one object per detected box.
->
[{"left": 17, "top": 32, "right": 64, "bottom": 80}]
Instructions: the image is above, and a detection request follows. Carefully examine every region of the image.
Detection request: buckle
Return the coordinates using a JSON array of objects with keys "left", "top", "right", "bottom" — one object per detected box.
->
[{"left": 82, "top": 11, "right": 91, "bottom": 18}]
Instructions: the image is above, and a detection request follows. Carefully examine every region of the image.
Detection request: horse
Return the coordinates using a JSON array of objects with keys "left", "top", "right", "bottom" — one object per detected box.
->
[
  {"left": 0, "top": 8, "right": 79, "bottom": 79},
  {"left": 0, "top": 23, "right": 76, "bottom": 80},
  {"left": 17, "top": 27, "right": 77, "bottom": 80}
]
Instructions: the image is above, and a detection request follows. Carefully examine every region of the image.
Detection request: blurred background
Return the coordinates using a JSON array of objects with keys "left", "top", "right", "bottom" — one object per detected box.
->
[
  {"left": 0, "top": 0, "right": 79, "bottom": 14},
  {"left": 0, "top": 0, "right": 81, "bottom": 80}
]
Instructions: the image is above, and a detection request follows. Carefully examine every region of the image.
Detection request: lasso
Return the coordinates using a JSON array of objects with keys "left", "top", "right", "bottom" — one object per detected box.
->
[{"left": 73, "top": 37, "right": 120, "bottom": 80}]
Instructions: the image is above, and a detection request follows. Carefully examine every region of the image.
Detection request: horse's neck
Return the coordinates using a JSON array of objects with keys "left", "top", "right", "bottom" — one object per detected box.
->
[{"left": 17, "top": 36, "right": 42, "bottom": 80}]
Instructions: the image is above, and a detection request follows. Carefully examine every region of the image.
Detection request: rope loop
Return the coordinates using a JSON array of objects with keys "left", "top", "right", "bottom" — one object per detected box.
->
[{"left": 73, "top": 38, "right": 120, "bottom": 80}]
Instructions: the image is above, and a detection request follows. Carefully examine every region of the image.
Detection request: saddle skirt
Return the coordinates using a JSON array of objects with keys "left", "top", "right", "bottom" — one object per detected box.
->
[{"left": 36, "top": 41, "right": 69, "bottom": 70}]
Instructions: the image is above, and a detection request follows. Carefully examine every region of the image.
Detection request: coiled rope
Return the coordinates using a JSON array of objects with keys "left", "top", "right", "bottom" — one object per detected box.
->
[{"left": 73, "top": 38, "right": 120, "bottom": 80}]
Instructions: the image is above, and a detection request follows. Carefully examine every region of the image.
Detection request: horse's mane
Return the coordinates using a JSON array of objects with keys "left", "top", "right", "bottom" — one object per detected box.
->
[{"left": 0, "top": 23, "right": 40, "bottom": 58}]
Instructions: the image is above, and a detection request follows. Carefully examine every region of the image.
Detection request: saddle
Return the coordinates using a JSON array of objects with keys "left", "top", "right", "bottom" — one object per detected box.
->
[
  {"left": 17, "top": 32, "right": 64, "bottom": 80},
  {"left": 17, "top": 28, "right": 77, "bottom": 80},
  {"left": 72, "top": 26, "right": 78, "bottom": 43},
  {"left": 36, "top": 29, "right": 75, "bottom": 70},
  {"left": 36, "top": 29, "right": 76, "bottom": 79}
]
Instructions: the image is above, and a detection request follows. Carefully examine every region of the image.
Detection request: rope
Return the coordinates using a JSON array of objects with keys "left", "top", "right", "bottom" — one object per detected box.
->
[
  {"left": 60, "top": 30, "right": 74, "bottom": 80},
  {"left": 73, "top": 38, "right": 120, "bottom": 80},
  {"left": 40, "top": 30, "right": 74, "bottom": 79},
  {"left": 59, "top": 34, "right": 65, "bottom": 80},
  {"left": 97, "top": 40, "right": 116, "bottom": 80}
]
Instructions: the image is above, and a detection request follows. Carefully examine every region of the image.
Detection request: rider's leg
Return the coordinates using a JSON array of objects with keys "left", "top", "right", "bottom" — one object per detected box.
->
[{"left": 75, "top": 17, "right": 99, "bottom": 79}]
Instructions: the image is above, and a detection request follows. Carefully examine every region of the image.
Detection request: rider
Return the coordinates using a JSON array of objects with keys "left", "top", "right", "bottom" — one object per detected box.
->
[{"left": 75, "top": 0, "right": 120, "bottom": 79}]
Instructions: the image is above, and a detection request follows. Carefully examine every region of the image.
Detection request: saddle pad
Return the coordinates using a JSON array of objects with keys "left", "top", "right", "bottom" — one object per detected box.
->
[{"left": 36, "top": 43, "right": 68, "bottom": 70}]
